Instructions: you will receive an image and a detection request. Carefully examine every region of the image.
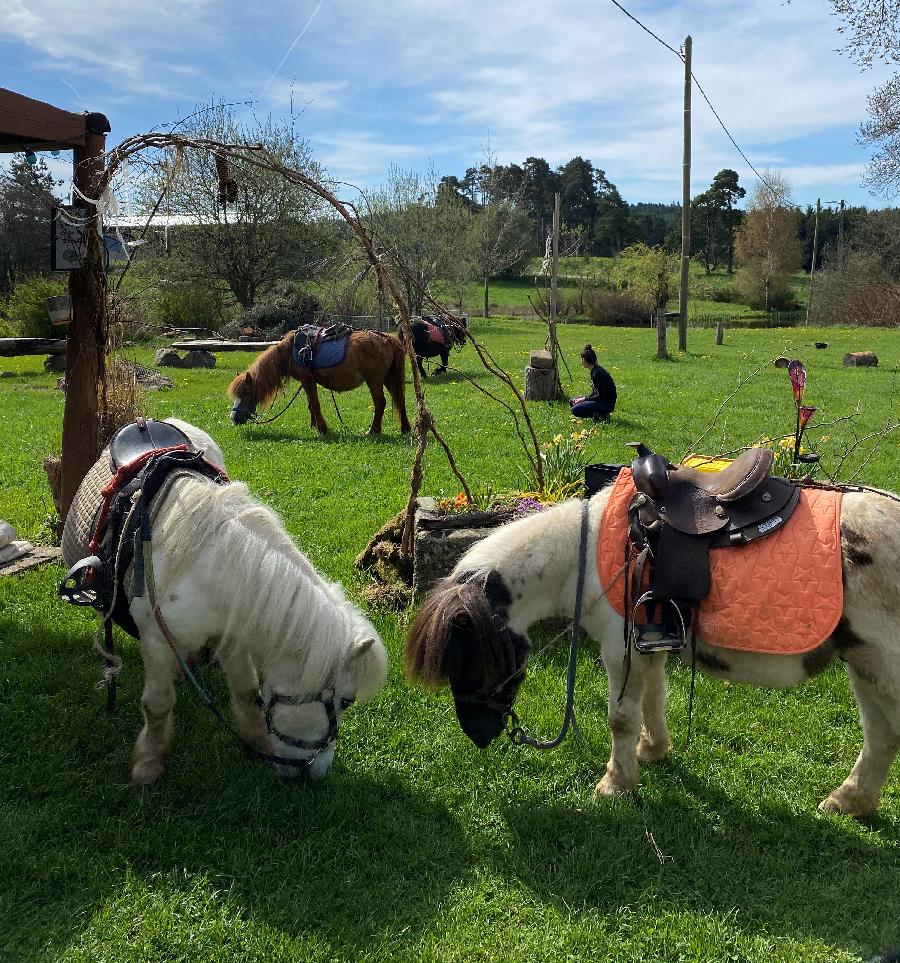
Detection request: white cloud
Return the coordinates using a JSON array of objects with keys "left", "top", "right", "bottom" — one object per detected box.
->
[{"left": 1, "top": 0, "right": 892, "bottom": 201}]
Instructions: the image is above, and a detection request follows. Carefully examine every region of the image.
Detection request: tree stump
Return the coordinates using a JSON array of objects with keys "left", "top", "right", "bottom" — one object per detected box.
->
[
  {"left": 843, "top": 352, "right": 878, "bottom": 367},
  {"left": 524, "top": 364, "right": 558, "bottom": 400}
]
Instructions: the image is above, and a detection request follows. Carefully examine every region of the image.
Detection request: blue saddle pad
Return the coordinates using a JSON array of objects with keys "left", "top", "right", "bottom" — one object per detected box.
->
[{"left": 312, "top": 336, "right": 349, "bottom": 369}]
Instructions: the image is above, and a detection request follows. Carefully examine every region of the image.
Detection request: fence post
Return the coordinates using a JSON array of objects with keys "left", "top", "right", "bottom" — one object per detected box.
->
[{"left": 716, "top": 321, "right": 724, "bottom": 345}]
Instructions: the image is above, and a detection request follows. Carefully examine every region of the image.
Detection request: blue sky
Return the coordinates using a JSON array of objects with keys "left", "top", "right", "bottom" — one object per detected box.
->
[{"left": 2, "top": 0, "right": 896, "bottom": 208}]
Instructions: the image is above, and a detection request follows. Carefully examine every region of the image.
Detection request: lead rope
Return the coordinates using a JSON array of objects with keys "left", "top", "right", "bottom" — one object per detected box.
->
[
  {"left": 506, "top": 497, "right": 590, "bottom": 750},
  {"left": 250, "top": 380, "right": 305, "bottom": 425}
]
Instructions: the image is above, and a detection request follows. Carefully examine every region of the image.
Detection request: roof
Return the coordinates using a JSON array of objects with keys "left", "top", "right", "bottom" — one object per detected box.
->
[{"left": 0, "top": 87, "right": 109, "bottom": 153}]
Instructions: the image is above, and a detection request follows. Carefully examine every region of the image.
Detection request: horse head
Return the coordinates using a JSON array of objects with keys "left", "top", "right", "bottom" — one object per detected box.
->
[
  {"left": 228, "top": 335, "right": 294, "bottom": 424},
  {"left": 406, "top": 570, "right": 530, "bottom": 748},
  {"left": 228, "top": 372, "right": 258, "bottom": 424},
  {"left": 263, "top": 634, "right": 388, "bottom": 779}
]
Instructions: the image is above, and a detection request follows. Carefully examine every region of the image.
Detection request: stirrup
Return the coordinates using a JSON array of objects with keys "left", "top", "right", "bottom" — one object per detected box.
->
[
  {"left": 59, "top": 556, "right": 103, "bottom": 606},
  {"left": 630, "top": 592, "right": 687, "bottom": 654}
]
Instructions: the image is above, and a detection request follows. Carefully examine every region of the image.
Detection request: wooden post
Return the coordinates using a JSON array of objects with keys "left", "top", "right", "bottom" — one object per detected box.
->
[
  {"left": 656, "top": 305, "right": 668, "bottom": 359},
  {"left": 805, "top": 197, "right": 820, "bottom": 326},
  {"left": 548, "top": 192, "right": 561, "bottom": 398},
  {"left": 716, "top": 321, "right": 724, "bottom": 345},
  {"left": 678, "top": 35, "right": 692, "bottom": 353},
  {"left": 61, "top": 129, "right": 107, "bottom": 519}
]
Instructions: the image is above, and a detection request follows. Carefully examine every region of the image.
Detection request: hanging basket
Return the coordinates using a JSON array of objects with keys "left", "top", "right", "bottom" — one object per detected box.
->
[{"left": 45, "top": 295, "right": 72, "bottom": 326}]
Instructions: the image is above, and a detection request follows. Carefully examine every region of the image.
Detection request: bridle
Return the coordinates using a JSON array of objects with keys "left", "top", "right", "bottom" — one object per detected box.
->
[
  {"left": 457, "top": 498, "right": 591, "bottom": 751},
  {"left": 258, "top": 686, "right": 355, "bottom": 766}
]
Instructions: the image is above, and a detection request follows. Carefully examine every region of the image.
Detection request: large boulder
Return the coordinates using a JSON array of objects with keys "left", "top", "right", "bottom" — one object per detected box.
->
[
  {"left": 155, "top": 348, "right": 184, "bottom": 368},
  {"left": 181, "top": 349, "right": 217, "bottom": 369}
]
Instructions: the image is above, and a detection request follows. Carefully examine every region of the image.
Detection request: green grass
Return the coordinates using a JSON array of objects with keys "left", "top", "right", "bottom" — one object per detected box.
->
[{"left": 1, "top": 321, "right": 899, "bottom": 962}]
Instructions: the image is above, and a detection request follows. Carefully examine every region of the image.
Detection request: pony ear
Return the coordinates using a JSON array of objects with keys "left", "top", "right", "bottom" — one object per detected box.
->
[
  {"left": 346, "top": 637, "right": 388, "bottom": 702},
  {"left": 345, "top": 637, "right": 375, "bottom": 665}
]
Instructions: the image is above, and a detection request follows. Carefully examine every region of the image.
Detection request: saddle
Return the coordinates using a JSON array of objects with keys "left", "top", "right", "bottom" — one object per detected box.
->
[
  {"left": 292, "top": 323, "right": 352, "bottom": 371},
  {"left": 625, "top": 443, "right": 800, "bottom": 652},
  {"left": 59, "top": 419, "right": 228, "bottom": 638}
]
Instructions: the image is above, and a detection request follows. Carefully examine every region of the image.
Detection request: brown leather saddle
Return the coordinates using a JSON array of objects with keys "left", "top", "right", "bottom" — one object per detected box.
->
[{"left": 626, "top": 443, "right": 800, "bottom": 652}]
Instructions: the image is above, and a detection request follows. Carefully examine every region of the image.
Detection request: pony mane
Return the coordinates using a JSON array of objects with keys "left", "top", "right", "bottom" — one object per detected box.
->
[
  {"left": 227, "top": 332, "right": 295, "bottom": 412},
  {"left": 156, "top": 476, "right": 381, "bottom": 698},
  {"left": 405, "top": 573, "right": 509, "bottom": 688}
]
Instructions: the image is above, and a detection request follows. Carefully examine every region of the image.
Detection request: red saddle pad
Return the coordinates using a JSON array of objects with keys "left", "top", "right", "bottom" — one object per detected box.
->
[{"left": 598, "top": 469, "right": 844, "bottom": 655}]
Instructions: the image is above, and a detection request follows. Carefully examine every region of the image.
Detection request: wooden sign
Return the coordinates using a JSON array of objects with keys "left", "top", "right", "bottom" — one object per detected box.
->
[{"left": 50, "top": 205, "right": 88, "bottom": 271}]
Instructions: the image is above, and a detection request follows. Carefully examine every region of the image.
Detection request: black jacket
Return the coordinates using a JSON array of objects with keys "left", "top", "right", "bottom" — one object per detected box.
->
[{"left": 588, "top": 364, "right": 617, "bottom": 408}]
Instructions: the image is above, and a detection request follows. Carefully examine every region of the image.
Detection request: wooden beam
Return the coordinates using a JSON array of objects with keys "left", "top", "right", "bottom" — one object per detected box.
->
[{"left": 0, "top": 338, "right": 67, "bottom": 357}]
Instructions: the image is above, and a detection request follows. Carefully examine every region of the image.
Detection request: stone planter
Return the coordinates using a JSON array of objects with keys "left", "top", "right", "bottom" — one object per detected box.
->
[{"left": 413, "top": 497, "right": 515, "bottom": 594}]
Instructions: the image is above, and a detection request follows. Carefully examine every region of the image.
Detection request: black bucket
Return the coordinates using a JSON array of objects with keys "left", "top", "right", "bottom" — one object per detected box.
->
[{"left": 584, "top": 463, "right": 624, "bottom": 497}]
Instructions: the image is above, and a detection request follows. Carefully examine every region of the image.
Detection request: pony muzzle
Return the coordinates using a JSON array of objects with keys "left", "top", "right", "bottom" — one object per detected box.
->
[
  {"left": 454, "top": 698, "right": 507, "bottom": 749},
  {"left": 230, "top": 399, "right": 255, "bottom": 425}
]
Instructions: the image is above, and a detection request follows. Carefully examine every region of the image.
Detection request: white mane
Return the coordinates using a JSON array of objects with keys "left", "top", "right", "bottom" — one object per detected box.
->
[{"left": 154, "top": 476, "right": 382, "bottom": 699}]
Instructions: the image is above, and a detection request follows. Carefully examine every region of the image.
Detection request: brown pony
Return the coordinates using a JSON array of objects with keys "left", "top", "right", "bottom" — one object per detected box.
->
[{"left": 228, "top": 330, "right": 411, "bottom": 435}]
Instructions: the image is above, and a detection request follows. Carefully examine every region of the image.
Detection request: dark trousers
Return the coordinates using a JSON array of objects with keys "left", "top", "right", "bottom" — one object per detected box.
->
[{"left": 570, "top": 398, "right": 614, "bottom": 420}]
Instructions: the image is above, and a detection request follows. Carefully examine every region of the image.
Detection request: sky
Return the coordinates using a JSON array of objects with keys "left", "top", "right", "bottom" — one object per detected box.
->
[{"left": 2, "top": 0, "right": 897, "bottom": 209}]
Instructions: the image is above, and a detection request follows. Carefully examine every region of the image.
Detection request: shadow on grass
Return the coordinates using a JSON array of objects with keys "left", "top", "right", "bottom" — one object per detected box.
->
[
  {"left": 0, "top": 609, "right": 469, "bottom": 958},
  {"left": 498, "top": 759, "right": 900, "bottom": 956}
]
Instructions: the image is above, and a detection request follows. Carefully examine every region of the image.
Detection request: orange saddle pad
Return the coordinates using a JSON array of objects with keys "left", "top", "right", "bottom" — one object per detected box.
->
[{"left": 598, "top": 469, "right": 844, "bottom": 655}]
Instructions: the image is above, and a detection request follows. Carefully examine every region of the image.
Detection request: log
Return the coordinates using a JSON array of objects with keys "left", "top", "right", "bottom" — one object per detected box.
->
[
  {"left": 529, "top": 349, "right": 553, "bottom": 369},
  {"left": 524, "top": 364, "right": 558, "bottom": 401},
  {"left": 169, "top": 339, "right": 278, "bottom": 352},
  {"left": 0, "top": 338, "right": 67, "bottom": 357},
  {"left": 843, "top": 352, "right": 878, "bottom": 367}
]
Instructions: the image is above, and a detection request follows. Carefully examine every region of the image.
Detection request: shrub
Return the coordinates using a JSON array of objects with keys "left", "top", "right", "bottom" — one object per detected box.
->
[
  {"left": 4, "top": 275, "right": 68, "bottom": 338},
  {"left": 151, "top": 280, "right": 228, "bottom": 332},
  {"left": 829, "top": 283, "right": 900, "bottom": 326},
  {"left": 242, "top": 282, "right": 323, "bottom": 337},
  {"left": 583, "top": 289, "right": 651, "bottom": 326}
]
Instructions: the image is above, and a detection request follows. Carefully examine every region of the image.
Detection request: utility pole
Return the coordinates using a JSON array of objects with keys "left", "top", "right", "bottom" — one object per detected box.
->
[
  {"left": 838, "top": 198, "right": 845, "bottom": 267},
  {"left": 805, "top": 197, "right": 821, "bottom": 326},
  {"left": 678, "top": 35, "right": 692, "bottom": 352}
]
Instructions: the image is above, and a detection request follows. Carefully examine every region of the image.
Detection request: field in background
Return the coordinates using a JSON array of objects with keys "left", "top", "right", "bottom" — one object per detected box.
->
[{"left": 1, "top": 321, "right": 898, "bottom": 962}]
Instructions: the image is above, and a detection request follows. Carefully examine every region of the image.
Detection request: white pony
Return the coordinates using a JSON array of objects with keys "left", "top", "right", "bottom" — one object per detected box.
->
[
  {"left": 407, "top": 487, "right": 900, "bottom": 817},
  {"left": 69, "top": 419, "right": 388, "bottom": 785}
]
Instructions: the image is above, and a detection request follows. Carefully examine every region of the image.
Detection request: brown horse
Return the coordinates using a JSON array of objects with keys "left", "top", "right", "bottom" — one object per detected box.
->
[{"left": 228, "top": 330, "right": 411, "bottom": 435}]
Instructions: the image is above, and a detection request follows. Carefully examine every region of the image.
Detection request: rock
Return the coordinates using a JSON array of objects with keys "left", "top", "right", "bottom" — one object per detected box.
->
[
  {"left": 155, "top": 348, "right": 183, "bottom": 368},
  {"left": 843, "top": 351, "right": 878, "bottom": 367},
  {"left": 44, "top": 353, "right": 67, "bottom": 372},
  {"left": 529, "top": 349, "right": 553, "bottom": 369},
  {"left": 0, "top": 520, "right": 15, "bottom": 548},
  {"left": 182, "top": 349, "right": 217, "bottom": 369},
  {"left": 0, "top": 540, "right": 34, "bottom": 566},
  {"left": 524, "top": 364, "right": 558, "bottom": 401}
]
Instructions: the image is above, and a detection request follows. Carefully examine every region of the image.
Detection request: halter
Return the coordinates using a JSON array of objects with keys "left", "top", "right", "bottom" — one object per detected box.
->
[{"left": 258, "top": 686, "right": 355, "bottom": 760}]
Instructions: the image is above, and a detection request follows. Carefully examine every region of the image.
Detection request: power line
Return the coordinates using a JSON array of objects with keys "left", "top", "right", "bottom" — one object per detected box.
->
[
  {"left": 607, "top": 0, "right": 683, "bottom": 58},
  {"left": 606, "top": 0, "right": 789, "bottom": 202}
]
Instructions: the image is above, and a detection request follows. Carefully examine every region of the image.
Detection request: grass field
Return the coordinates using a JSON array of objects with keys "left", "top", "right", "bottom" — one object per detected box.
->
[{"left": 1, "top": 320, "right": 899, "bottom": 962}]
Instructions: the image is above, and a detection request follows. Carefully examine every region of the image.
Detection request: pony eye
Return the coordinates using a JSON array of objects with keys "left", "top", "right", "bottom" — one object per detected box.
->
[{"left": 339, "top": 697, "right": 355, "bottom": 710}]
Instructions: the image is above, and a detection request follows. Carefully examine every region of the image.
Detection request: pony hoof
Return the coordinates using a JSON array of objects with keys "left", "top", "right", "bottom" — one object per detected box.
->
[
  {"left": 637, "top": 736, "right": 671, "bottom": 763},
  {"left": 819, "top": 788, "right": 877, "bottom": 819},
  {"left": 130, "top": 757, "right": 166, "bottom": 787},
  {"left": 595, "top": 773, "right": 633, "bottom": 798}
]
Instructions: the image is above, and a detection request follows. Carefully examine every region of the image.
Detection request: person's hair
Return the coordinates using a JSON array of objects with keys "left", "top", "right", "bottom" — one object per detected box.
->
[{"left": 581, "top": 344, "right": 597, "bottom": 365}]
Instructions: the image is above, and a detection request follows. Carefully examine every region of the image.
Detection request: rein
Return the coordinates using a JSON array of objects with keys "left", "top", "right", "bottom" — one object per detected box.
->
[
  {"left": 504, "top": 497, "right": 591, "bottom": 750},
  {"left": 238, "top": 379, "right": 305, "bottom": 426}
]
